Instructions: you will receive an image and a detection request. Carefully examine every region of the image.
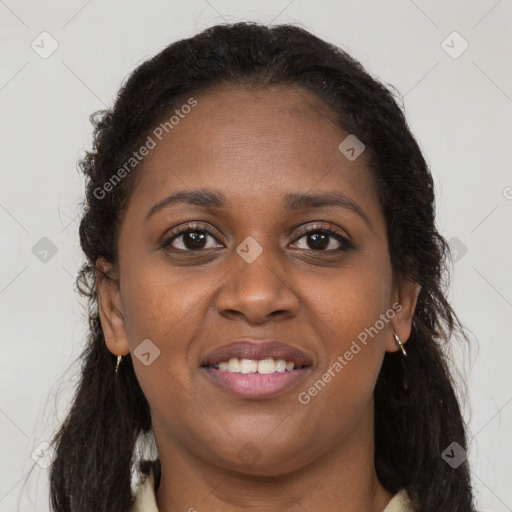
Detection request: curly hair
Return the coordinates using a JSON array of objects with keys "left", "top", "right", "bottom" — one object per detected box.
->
[{"left": 48, "top": 21, "right": 476, "bottom": 511}]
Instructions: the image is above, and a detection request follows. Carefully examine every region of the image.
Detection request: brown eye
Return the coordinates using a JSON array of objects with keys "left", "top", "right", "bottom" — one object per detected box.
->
[
  {"left": 304, "top": 232, "right": 330, "bottom": 251},
  {"left": 172, "top": 230, "right": 208, "bottom": 251},
  {"left": 291, "top": 225, "right": 352, "bottom": 252},
  {"left": 161, "top": 223, "right": 224, "bottom": 252}
]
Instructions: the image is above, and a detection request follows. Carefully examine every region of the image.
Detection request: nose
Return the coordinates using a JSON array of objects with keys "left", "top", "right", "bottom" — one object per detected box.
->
[{"left": 216, "top": 243, "right": 300, "bottom": 325}]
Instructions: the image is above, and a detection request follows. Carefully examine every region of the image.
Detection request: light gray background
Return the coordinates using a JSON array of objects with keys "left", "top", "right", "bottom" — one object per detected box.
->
[{"left": 1, "top": 1, "right": 511, "bottom": 510}]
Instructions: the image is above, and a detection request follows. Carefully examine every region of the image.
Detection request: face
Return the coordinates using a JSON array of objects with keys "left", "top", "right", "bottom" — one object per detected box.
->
[{"left": 97, "top": 84, "right": 418, "bottom": 476}]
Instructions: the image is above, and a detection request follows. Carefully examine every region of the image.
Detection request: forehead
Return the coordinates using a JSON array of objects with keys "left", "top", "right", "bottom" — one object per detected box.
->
[{"left": 128, "top": 84, "right": 379, "bottom": 218}]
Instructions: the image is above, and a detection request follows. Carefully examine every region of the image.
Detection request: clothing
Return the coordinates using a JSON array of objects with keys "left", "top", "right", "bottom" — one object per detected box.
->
[{"left": 130, "top": 460, "right": 415, "bottom": 511}]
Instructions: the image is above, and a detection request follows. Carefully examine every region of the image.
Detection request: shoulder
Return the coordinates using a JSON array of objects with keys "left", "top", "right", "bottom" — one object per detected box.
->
[
  {"left": 130, "top": 459, "right": 161, "bottom": 512},
  {"left": 383, "top": 489, "right": 415, "bottom": 512}
]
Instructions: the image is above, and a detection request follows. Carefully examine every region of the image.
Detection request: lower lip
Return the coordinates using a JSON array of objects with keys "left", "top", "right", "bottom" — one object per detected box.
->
[{"left": 201, "top": 367, "right": 311, "bottom": 399}]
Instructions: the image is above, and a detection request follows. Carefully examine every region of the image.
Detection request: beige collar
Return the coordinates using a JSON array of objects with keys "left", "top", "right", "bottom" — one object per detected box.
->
[{"left": 130, "top": 464, "right": 414, "bottom": 512}]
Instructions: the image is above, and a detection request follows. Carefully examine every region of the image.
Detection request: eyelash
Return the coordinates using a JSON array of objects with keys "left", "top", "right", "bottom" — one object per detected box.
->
[{"left": 160, "top": 222, "right": 353, "bottom": 253}]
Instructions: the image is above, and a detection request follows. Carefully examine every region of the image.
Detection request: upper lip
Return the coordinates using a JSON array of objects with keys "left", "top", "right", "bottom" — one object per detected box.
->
[{"left": 201, "top": 339, "right": 313, "bottom": 367}]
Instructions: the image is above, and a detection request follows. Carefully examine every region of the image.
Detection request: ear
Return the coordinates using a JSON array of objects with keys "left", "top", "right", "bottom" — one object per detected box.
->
[
  {"left": 385, "top": 277, "right": 421, "bottom": 353},
  {"left": 95, "top": 257, "right": 130, "bottom": 356}
]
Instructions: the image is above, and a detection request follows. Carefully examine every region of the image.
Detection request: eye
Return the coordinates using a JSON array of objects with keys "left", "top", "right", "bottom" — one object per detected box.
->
[
  {"left": 291, "top": 224, "right": 352, "bottom": 252},
  {"left": 161, "top": 223, "right": 224, "bottom": 252},
  {"left": 160, "top": 222, "right": 352, "bottom": 254}
]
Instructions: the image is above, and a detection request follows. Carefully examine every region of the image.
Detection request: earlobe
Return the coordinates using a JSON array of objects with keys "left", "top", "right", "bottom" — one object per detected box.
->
[
  {"left": 95, "top": 257, "right": 130, "bottom": 356},
  {"left": 386, "top": 279, "right": 421, "bottom": 353}
]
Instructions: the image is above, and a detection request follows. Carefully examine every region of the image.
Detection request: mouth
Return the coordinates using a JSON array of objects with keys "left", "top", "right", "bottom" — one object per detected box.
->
[{"left": 200, "top": 340, "right": 313, "bottom": 399}]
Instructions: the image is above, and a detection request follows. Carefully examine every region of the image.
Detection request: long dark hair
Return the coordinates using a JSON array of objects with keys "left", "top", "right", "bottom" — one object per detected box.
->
[{"left": 49, "top": 22, "right": 476, "bottom": 511}]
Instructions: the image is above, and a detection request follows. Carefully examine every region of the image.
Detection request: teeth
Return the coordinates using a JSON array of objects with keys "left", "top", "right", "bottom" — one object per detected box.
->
[
  {"left": 239, "top": 359, "right": 258, "bottom": 374},
  {"left": 258, "top": 358, "right": 276, "bottom": 374},
  {"left": 275, "top": 359, "right": 287, "bottom": 372},
  {"left": 213, "top": 357, "right": 300, "bottom": 374},
  {"left": 227, "top": 358, "right": 240, "bottom": 372}
]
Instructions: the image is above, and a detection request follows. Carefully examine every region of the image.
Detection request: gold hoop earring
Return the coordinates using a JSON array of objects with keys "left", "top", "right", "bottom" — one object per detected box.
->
[
  {"left": 393, "top": 332, "right": 407, "bottom": 357},
  {"left": 115, "top": 355, "right": 122, "bottom": 374}
]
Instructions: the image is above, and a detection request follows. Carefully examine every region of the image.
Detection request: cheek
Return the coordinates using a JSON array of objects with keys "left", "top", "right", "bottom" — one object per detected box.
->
[
  {"left": 119, "top": 262, "right": 214, "bottom": 401},
  {"left": 120, "top": 263, "right": 207, "bottom": 423},
  {"left": 120, "top": 260, "right": 209, "bottom": 344},
  {"left": 300, "top": 261, "right": 392, "bottom": 403},
  {"left": 307, "top": 258, "right": 392, "bottom": 343}
]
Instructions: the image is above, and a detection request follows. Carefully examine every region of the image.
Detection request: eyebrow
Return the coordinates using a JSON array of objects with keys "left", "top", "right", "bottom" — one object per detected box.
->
[
  {"left": 144, "top": 188, "right": 371, "bottom": 227},
  {"left": 145, "top": 190, "right": 226, "bottom": 222}
]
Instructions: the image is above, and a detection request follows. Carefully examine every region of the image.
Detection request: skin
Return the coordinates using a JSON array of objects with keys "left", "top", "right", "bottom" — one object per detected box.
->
[{"left": 96, "top": 84, "right": 419, "bottom": 512}]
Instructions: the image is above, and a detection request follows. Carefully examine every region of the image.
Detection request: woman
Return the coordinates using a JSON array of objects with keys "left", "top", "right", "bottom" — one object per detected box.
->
[{"left": 49, "top": 22, "right": 476, "bottom": 512}]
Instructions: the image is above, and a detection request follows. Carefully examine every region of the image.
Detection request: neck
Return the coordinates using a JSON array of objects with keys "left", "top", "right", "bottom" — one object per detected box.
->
[{"left": 154, "top": 407, "right": 393, "bottom": 512}]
